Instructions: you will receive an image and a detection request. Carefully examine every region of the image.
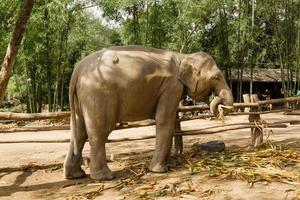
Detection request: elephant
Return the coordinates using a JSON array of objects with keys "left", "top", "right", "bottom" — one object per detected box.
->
[{"left": 64, "top": 45, "right": 233, "bottom": 180}]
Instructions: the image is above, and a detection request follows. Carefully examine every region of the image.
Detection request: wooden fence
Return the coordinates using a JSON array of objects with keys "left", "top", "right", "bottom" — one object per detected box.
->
[{"left": 1, "top": 95, "right": 300, "bottom": 151}]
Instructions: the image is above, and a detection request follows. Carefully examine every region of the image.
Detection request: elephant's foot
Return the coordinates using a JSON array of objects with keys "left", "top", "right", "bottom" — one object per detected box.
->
[
  {"left": 90, "top": 167, "right": 115, "bottom": 180},
  {"left": 64, "top": 165, "right": 86, "bottom": 179},
  {"left": 149, "top": 162, "right": 169, "bottom": 173}
]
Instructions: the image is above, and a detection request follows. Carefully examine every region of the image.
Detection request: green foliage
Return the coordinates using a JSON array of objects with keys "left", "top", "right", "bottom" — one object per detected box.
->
[
  {"left": 0, "top": 0, "right": 21, "bottom": 59},
  {"left": 0, "top": 0, "right": 299, "bottom": 111},
  {"left": 1, "top": 0, "right": 116, "bottom": 112}
]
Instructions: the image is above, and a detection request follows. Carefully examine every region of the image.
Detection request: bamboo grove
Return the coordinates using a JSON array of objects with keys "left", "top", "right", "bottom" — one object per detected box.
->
[{"left": 0, "top": 0, "right": 299, "bottom": 112}]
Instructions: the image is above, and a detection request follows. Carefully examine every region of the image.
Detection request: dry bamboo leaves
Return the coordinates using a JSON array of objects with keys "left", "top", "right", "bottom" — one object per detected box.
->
[
  {"left": 184, "top": 144, "right": 300, "bottom": 186},
  {"left": 95, "top": 143, "right": 300, "bottom": 199}
]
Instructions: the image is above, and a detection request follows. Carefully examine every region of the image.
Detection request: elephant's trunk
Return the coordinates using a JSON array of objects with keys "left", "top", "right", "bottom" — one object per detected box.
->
[{"left": 210, "top": 85, "right": 234, "bottom": 116}]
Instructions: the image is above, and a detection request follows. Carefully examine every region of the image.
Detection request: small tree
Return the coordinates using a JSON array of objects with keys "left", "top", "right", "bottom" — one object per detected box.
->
[{"left": 0, "top": 0, "right": 35, "bottom": 104}]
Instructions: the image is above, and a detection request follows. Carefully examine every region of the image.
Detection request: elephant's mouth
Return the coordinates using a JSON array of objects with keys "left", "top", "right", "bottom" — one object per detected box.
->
[{"left": 209, "top": 95, "right": 233, "bottom": 116}]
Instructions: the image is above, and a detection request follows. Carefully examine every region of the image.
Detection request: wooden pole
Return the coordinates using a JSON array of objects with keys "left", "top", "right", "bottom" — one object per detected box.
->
[
  {"left": 0, "top": 112, "right": 70, "bottom": 120},
  {"left": 249, "top": 94, "right": 263, "bottom": 147},
  {"left": 1, "top": 119, "right": 296, "bottom": 134},
  {"left": 0, "top": 123, "right": 288, "bottom": 144},
  {"left": 284, "top": 111, "right": 300, "bottom": 115},
  {"left": 174, "top": 123, "right": 287, "bottom": 136},
  {"left": 178, "top": 104, "right": 210, "bottom": 112},
  {"left": 0, "top": 96, "right": 300, "bottom": 121},
  {"left": 243, "top": 94, "right": 251, "bottom": 112},
  {"left": 174, "top": 116, "right": 183, "bottom": 155},
  {"left": 0, "top": 108, "right": 292, "bottom": 122},
  {"left": 230, "top": 109, "right": 293, "bottom": 115},
  {"left": 0, "top": 125, "right": 70, "bottom": 133},
  {"left": 258, "top": 96, "right": 300, "bottom": 105},
  {"left": 176, "top": 120, "right": 295, "bottom": 134}
]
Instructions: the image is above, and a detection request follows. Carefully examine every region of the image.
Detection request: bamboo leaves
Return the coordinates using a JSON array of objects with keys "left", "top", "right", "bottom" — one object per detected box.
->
[{"left": 184, "top": 145, "right": 300, "bottom": 186}]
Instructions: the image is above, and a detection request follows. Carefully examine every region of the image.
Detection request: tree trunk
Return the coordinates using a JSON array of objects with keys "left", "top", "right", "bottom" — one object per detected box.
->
[
  {"left": 249, "top": 0, "right": 255, "bottom": 96},
  {"left": 59, "top": 10, "right": 72, "bottom": 111},
  {"left": 53, "top": 31, "right": 64, "bottom": 112},
  {"left": 145, "top": 0, "right": 149, "bottom": 45},
  {"left": 296, "top": 3, "right": 300, "bottom": 91},
  {"left": 250, "top": 64, "right": 254, "bottom": 95},
  {"left": 44, "top": 5, "right": 53, "bottom": 112},
  {"left": 0, "top": 0, "right": 35, "bottom": 104}
]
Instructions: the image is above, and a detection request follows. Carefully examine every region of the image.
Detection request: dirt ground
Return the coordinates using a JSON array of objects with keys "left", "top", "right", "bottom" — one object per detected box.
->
[{"left": 0, "top": 113, "right": 300, "bottom": 200}]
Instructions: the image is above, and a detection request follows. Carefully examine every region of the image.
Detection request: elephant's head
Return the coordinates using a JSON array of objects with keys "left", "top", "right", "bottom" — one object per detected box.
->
[{"left": 178, "top": 52, "right": 233, "bottom": 116}]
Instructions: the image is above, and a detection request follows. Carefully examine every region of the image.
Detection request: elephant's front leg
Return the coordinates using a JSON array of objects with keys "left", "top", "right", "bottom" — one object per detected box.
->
[{"left": 149, "top": 92, "right": 180, "bottom": 172}]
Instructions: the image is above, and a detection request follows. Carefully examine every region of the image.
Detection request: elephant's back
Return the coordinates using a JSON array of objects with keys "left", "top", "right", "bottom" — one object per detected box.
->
[
  {"left": 98, "top": 46, "right": 177, "bottom": 121},
  {"left": 107, "top": 45, "right": 169, "bottom": 55}
]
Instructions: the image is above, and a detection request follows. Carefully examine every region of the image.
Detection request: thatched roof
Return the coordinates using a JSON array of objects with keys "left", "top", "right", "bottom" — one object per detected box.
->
[{"left": 230, "top": 68, "right": 283, "bottom": 82}]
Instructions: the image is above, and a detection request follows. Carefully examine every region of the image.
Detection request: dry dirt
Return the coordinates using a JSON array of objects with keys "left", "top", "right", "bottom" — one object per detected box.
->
[{"left": 0, "top": 113, "right": 300, "bottom": 200}]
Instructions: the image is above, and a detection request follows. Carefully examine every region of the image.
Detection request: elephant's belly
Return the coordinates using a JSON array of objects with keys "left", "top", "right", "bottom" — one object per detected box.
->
[
  {"left": 120, "top": 115, "right": 155, "bottom": 122},
  {"left": 118, "top": 100, "right": 157, "bottom": 122}
]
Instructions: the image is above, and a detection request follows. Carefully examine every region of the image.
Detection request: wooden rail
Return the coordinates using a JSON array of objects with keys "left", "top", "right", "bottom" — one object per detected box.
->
[
  {"left": 0, "top": 112, "right": 70, "bottom": 120},
  {"left": 1, "top": 95, "right": 300, "bottom": 148},
  {"left": 0, "top": 96, "right": 299, "bottom": 121},
  {"left": 178, "top": 96, "right": 300, "bottom": 112},
  {"left": 0, "top": 121, "right": 294, "bottom": 144}
]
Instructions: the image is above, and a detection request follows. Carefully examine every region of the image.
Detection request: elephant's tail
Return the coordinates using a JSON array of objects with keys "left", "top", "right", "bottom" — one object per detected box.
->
[
  {"left": 69, "top": 65, "right": 79, "bottom": 131},
  {"left": 69, "top": 63, "right": 87, "bottom": 148}
]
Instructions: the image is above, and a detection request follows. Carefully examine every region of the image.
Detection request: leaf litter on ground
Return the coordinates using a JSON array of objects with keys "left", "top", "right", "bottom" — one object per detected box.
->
[{"left": 183, "top": 141, "right": 300, "bottom": 186}]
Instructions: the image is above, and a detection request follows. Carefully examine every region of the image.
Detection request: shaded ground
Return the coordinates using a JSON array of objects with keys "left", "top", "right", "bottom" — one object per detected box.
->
[{"left": 0, "top": 113, "right": 300, "bottom": 199}]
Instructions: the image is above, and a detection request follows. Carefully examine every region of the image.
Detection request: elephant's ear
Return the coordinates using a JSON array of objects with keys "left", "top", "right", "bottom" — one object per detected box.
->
[{"left": 179, "top": 59, "right": 198, "bottom": 93}]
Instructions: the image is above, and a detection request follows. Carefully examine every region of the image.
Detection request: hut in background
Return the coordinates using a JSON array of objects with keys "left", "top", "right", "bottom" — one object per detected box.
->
[{"left": 230, "top": 69, "right": 284, "bottom": 101}]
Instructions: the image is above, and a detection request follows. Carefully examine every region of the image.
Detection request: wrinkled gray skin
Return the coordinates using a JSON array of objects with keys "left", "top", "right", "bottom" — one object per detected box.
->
[{"left": 64, "top": 45, "right": 233, "bottom": 180}]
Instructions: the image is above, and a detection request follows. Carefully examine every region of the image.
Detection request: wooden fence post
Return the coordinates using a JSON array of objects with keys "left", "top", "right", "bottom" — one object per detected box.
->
[
  {"left": 243, "top": 94, "right": 251, "bottom": 112},
  {"left": 174, "top": 114, "right": 183, "bottom": 155},
  {"left": 249, "top": 94, "right": 263, "bottom": 147}
]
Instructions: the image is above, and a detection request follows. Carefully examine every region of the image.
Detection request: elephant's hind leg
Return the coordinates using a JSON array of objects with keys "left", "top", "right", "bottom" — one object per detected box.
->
[
  {"left": 82, "top": 94, "right": 117, "bottom": 180},
  {"left": 64, "top": 96, "right": 87, "bottom": 179}
]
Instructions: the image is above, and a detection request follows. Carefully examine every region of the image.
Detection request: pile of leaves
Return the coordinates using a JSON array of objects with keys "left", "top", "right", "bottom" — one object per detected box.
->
[{"left": 184, "top": 143, "right": 300, "bottom": 186}]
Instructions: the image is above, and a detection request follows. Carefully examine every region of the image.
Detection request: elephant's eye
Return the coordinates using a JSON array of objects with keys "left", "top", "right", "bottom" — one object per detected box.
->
[{"left": 212, "top": 75, "right": 220, "bottom": 80}]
